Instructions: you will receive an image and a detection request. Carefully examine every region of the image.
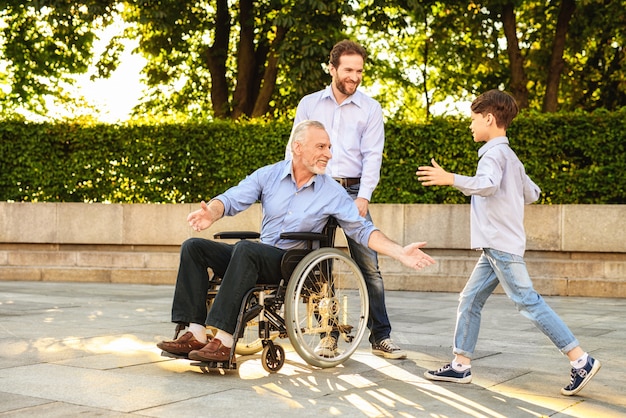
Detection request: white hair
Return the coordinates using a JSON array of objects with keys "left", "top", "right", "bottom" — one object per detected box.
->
[{"left": 290, "top": 120, "right": 326, "bottom": 149}]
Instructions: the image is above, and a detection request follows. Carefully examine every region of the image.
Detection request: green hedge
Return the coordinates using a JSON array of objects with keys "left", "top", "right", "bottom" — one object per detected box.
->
[
  {"left": 379, "top": 110, "right": 626, "bottom": 204},
  {"left": 1, "top": 111, "right": 625, "bottom": 204}
]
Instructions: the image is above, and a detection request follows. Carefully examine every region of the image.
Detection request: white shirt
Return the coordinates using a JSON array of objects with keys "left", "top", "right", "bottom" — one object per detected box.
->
[
  {"left": 285, "top": 86, "right": 385, "bottom": 201},
  {"left": 453, "top": 137, "right": 541, "bottom": 256}
]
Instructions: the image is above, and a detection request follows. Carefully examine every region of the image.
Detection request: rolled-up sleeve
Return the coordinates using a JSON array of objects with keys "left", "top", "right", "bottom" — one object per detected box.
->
[{"left": 331, "top": 186, "right": 378, "bottom": 247}]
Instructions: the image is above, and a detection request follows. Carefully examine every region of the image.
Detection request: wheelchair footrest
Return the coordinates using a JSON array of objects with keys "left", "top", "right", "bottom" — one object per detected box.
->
[
  {"left": 190, "top": 361, "right": 237, "bottom": 370},
  {"left": 161, "top": 351, "right": 237, "bottom": 370},
  {"left": 160, "top": 350, "right": 189, "bottom": 360}
]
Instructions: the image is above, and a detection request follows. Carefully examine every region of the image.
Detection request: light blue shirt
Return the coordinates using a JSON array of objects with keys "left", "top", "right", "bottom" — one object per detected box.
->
[
  {"left": 453, "top": 137, "right": 541, "bottom": 256},
  {"left": 215, "top": 160, "right": 378, "bottom": 250},
  {"left": 285, "top": 85, "right": 385, "bottom": 201}
]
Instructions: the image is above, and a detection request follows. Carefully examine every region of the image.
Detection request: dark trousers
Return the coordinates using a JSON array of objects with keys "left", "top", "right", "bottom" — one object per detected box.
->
[{"left": 171, "top": 238, "right": 285, "bottom": 335}]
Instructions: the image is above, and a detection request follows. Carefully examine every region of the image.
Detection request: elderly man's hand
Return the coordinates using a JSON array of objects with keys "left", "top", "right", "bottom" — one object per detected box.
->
[
  {"left": 187, "top": 201, "right": 216, "bottom": 232},
  {"left": 397, "top": 242, "right": 436, "bottom": 270}
]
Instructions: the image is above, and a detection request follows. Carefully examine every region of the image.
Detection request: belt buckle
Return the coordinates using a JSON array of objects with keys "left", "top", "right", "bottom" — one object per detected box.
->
[
  {"left": 334, "top": 177, "right": 359, "bottom": 187},
  {"left": 335, "top": 178, "right": 347, "bottom": 187}
]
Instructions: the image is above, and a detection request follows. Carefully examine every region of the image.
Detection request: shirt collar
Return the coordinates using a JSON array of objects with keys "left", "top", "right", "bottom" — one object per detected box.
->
[
  {"left": 322, "top": 85, "right": 363, "bottom": 108},
  {"left": 478, "top": 136, "right": 509, "bottom": 157},
  {"left": 283, "top": 160, "right": 322, "bottom": 190}
]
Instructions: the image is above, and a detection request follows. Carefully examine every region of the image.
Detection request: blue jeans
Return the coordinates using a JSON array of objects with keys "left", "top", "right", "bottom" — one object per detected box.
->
[
  {"left": 345, "top": 184, "right": 392, "bottom": 344},
  {"left": 454, "top": 248, "right": 579, "bottom": 358}
]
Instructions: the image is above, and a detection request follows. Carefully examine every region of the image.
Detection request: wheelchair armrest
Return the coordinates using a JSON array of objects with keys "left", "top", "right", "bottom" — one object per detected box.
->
[{"left": 214, "top": 231, "right": 260, "bottom": 240}]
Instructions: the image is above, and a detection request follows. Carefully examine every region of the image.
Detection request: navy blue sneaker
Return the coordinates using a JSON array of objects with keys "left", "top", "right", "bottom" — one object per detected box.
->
[
  {"left": 561, "top": 356, "right": 601, "bottom": 396},
  {"left": 424, "top": 363, "right": 472, "bottom": 384}
]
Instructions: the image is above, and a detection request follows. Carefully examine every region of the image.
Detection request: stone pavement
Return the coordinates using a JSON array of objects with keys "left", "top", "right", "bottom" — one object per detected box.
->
[{"left": 0, "top": 280, "right": 624, "bottom": 417}]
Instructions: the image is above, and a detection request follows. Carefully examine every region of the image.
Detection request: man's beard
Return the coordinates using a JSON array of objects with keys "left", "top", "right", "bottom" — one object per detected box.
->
[
  {"left": 335, "top": 78, "right": 358, "bottom": 96},
  {"left": 308, "top": 161, "right": 327, "bottom": 175},
  {"left": 312, "top": 166, "right": 326, "bottom": 175}
]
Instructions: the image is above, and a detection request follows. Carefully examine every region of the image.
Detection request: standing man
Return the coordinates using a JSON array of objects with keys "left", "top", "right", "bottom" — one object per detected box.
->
[{"left": 285, "top": 40, "right": 405, "bottom": 359}]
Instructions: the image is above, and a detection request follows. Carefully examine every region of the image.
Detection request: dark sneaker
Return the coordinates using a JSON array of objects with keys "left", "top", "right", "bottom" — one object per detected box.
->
[
  {"left": 314, "top": 336, "right": 338, "bottom": 357},
  {"left": 561, "top": 356, "right": 601, "bottom": 396},
  {"left": 424, "top": 363, "right": 472, "bottom": 384},
  {"left": 371, "top": 338, "right": 407, "bottom": 359}
]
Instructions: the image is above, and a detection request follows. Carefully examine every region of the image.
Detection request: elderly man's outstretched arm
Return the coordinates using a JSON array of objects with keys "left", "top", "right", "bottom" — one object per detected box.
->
[{"left": 367, "top": 230, "right": 435, "bottom": 271}]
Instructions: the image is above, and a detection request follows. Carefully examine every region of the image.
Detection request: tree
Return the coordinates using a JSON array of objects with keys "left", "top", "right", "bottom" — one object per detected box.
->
[
  {"left": 123, "top": 0, "right": 352, "bottom": 120},
  {"left": 354, "top": 0, "right": 625, "bottom": 116},
  {"left": 542, "top": 0, "right": 575, "bottom": 112},
  {"left": 562, "top": 0, "right": 626, "bottom": 110},
  {"left": 500, "top": 1, "right": 529, "bottom": 109},
  {"left": 1, "top": 0, "right": 624, "bottom": 121},
  {"left": 0, "top": 1, "right": 119, "bottom": 117}
]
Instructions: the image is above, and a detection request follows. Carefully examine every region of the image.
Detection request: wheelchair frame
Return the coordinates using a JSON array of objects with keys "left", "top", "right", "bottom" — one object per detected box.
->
[{"left": 163, "top": 218, "right": 369, "bottom": 373}]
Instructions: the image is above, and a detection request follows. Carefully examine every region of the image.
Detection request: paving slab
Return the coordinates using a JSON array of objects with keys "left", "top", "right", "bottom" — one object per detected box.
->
[{"left": 0, "top": 281, "right": 624, "bottom": 417}]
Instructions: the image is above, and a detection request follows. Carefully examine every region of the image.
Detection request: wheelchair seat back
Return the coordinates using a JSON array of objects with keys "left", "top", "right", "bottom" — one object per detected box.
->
[{"left": 279, "top": 217, "right": 338, "bottom": 280}]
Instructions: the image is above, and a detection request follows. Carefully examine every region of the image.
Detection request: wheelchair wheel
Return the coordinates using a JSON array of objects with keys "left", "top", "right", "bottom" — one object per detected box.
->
[
  {"left": 285, "top": 248, "right": 368, "bottom": 368},
  {"left": 235, "top": 291, "right": 279, "bottom": 355},
  {"left": 261, "top": 343, "right": 285, "bottom": 373}
]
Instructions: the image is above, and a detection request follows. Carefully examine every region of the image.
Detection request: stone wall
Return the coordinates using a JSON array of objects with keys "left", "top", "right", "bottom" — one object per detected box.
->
[{"left": 1, "top": 202, "right": 624, "bottom": 297}]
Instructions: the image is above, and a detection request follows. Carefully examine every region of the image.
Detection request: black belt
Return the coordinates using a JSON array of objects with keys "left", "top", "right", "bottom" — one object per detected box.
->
[{"left": 334, "top": 177, "right": 360, "bottom": 187}]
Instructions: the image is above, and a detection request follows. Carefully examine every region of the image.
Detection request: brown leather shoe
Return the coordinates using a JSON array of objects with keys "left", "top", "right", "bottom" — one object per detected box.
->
[
  {"left": 188, "top": 338, "right": 231, "bottom": 362},
  {"left": 157, "top": 331, "right": 208, "bottom": 355}
]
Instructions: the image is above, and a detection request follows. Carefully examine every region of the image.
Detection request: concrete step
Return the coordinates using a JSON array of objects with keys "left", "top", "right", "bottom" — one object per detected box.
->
[{"left": 2, "top": 248, "right": 625, "bottom": 297}]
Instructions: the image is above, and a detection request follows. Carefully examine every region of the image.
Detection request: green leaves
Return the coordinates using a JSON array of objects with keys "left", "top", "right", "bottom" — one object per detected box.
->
[
  {"left": 0, "top": 119, "right": 291, "bottom": 202},
  {"left": 0, "top": 1, "right": 117, "bottom": 114},
  {"left": 2, "top": 1, "right": 624, "bottom": 121},
  {"left": 2, "top": 112, "right": 624, "bottom": 203}
]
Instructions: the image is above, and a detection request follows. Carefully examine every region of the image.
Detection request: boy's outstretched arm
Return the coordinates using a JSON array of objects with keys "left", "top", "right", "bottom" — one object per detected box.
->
[{"left": 416, "top": 158, "right": 455, "bottom": 186}]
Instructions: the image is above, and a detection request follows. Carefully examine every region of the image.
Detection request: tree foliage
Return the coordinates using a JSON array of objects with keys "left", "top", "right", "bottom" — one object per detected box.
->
[
  {"left": 0, "top": 0, "right": 624, "bottom": 121},
  {"left": 0, "top": 1, "right": 119, "bottom": 117},
  {"left": 355, "top": 0, "right": 625, "bottom": 119},
  {"left": 121, "top": 0, "right": 351, "bottom": 120}
]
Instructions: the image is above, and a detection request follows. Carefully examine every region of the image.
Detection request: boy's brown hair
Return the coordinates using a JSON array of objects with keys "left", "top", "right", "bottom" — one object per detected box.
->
[{"left": 471, "top": 89, "right": 519, "bottom": 129}]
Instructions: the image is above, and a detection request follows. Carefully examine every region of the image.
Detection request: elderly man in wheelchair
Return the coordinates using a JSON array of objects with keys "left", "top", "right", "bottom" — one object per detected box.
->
[{"left": 157, "top": 120, "right": 435, "bottom": 372}]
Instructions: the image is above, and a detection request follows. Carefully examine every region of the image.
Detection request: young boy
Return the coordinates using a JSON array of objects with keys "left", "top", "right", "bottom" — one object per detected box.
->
[{"left": 415, "top": 89, "right": 600, "bottom": 396}]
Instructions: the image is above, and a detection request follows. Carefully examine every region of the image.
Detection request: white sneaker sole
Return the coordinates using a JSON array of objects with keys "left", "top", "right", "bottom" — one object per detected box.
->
[
  {"left": 372, "top": 349, "right": 407, "bottom": 359},
  {"left": 423, "top": 370, "right": 472, "bottom": 384},
  {"left": 561, "top": 359, "right": 602, "bottom": 396}
]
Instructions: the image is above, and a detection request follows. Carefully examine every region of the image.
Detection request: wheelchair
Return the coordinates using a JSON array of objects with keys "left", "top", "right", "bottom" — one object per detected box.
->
[{"left": 162, "top": 218, "right": 369, "bottom": 373}]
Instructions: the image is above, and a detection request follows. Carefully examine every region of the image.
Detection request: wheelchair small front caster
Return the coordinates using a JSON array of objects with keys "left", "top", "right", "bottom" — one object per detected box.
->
[{"left": 262, "top": 342, "right": 285, "bottom": 373}]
